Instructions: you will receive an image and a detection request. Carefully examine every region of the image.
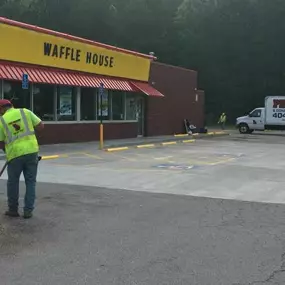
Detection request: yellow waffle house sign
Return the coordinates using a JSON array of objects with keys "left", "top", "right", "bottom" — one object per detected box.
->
[{"left": 0, "top": 21, "right": 151, "bottom": 81}]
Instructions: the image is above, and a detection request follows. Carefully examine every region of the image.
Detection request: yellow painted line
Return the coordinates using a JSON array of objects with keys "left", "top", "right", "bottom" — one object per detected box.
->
[
  {"left": 207, "top": 132, "right": 214, "bottom": 135},
  {"left": 54, "top": 164, "right": 173, "bottom": 173},
  {"left": 192, "top": 133, "right": 199, "bottom": 136},
  {"left": 136, "top": 144, "right": 155, "bottom": 148},
  {"left": 214, "top": 131, "right": 226, "bottom": 135},
  {"left": 154, "top": 156, "right": 173, "bottom": 160},
  {"left": 108, "top": 152, "right": 136, "bottom": 161},
  {"left": 105, "top": 147, "right": 129, "bottom": 152},
  {"left": 182, "top": 139, "right": 195, "bottom": 143},
  {"left": 83, "top": 153, "right": 103, "bottom": 159},
  {"left": 161, "top": 141, "right": 177, "bottom": 146},
  {"left": 41, "top": 155, "right": 60, "bottom": 160},
  {"left": 174, "top": 134, "right": 189, "bottom": 137}
]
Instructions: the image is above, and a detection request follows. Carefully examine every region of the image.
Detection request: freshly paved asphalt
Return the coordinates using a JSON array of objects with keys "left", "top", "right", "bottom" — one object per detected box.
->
[{"left": 1, "top": 132, "right": 285, "bottom": 284}]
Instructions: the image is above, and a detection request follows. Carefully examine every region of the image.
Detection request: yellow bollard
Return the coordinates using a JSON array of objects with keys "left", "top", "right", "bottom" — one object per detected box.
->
[{"left": 100, "top": 123, "right": 104, "bottom": 150}]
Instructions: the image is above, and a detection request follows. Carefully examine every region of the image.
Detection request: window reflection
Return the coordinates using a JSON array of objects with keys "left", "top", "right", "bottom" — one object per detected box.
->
[{"left": 33, "top": 84, "right": 55, "bottom": 121}]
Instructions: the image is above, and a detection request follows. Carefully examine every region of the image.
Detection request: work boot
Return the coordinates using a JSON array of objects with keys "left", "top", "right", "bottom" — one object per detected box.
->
[
  {"left": 23, "top": 211, "right": 33, "bottom": 219},
  {"left": 5, "top": 210, "right": 20, "bottom": 218}
]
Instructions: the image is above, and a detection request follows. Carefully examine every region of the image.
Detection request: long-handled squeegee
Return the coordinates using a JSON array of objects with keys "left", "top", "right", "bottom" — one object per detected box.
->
[{"left": 0, "top": 156, "right": 42, "bottom": 177}]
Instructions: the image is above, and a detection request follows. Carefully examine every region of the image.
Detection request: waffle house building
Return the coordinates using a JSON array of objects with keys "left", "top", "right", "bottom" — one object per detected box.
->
[{"left": 0, "top": 17, "right": 204, "bottom": 144}]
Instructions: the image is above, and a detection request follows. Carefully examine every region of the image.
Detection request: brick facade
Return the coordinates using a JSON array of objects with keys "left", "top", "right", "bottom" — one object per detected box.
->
[
  {"left": 38, "top": 122, "right": 137, "bottom": 144},
  {"left": 146, "top": 62, "right": 204, "bottom": 136}
]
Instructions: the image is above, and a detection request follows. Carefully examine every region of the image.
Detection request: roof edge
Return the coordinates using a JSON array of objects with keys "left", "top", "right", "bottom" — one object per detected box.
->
[
  {"left": 0, "top": 60, "right": 150, "bottom": 82},
  {"left": 152, "top": 61, "right": 197, "bottom": 73},
  {"left": 0, "top": 17, "right": 156, "bottom": 60}
]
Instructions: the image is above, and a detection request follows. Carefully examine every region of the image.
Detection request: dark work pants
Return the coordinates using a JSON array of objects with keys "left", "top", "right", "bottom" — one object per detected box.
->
[{"left": 7, "top": 153, "right": 39, "bottom": 212}]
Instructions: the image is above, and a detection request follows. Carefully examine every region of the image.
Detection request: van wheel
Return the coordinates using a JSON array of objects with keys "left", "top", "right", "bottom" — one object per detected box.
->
[{"left": 239, "top": 123, "right": 249, "bottom": 134}]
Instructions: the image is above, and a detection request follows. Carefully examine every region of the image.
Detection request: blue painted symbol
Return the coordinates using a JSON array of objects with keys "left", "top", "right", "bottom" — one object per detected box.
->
[
  {"left": 154, "top": 164, "right": 197, "bottom": 170},
  {"left": 22, "top": 73, "right": 29, "bottom": 90}
]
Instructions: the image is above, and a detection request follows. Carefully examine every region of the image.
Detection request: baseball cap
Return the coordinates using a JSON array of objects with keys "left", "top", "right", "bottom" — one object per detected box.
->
[{"left": 0, "top": 99, "right": 12, "bottom": 107}]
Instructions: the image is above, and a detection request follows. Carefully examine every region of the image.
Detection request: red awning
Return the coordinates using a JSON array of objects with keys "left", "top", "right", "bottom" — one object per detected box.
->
[
  {"left": 130, "top": 81, "right": 164, "bottom": 97},
  {"left": 0, "top": 62, "right": 164, "bottom": 96},
  {"left": 0, "top": 62, "right": 135, "bottom": 91}
]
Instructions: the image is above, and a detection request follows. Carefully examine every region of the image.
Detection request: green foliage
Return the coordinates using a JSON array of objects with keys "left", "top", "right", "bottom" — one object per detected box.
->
[{"left": 1, "top": 0, "right": 285, "bottom": 122}]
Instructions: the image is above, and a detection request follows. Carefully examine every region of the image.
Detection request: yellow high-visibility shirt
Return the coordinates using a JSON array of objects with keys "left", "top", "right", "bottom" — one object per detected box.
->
[{"left": 0, "top": 108, "right": 41, "bottom": 161}]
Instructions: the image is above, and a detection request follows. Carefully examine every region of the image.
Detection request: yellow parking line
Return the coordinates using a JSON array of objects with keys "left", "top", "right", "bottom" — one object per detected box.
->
[
  {"left": 162, "top": 141, "right": 177, "bottom": 146},
  {"left": 182, "top": 139, "right": 195, "bottom": 143},
  {"left": 108, "top": 152, "right": 136, "bottom": 161},
  {"left": 214, "top": 131, "right": 225, "bottom": 135},
  {"left": 136, "top": 144, "right": 155, "bottom": 148},
  {"left": 207, "top": 132, "right": 214, "bottom": 135},
  {"left": 174, "top": 134, "right": 189, "bottom": 137},
  {"left": 105, "top": 147, "right": 129, "bottom": 152},
  {"left": 209, "top": 158, "right": 235, "bottom": 165},
  {"left": 41, "top": 155, "right": 60, "bottom": 160},
  {"left": 54, "top": 164, "right": 172, "bottom": 172},
  {"left": 83, "top": 153, "right": 103, "bottom": 159}
]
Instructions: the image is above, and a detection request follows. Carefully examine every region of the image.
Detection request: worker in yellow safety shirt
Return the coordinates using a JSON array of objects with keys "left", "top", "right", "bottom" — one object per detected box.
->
[
  {"left": 0, "top": 99, "right": 44, "bottom": 219},
  {"left": 218, "top": 112, "right": 227, "bottom": 130}
]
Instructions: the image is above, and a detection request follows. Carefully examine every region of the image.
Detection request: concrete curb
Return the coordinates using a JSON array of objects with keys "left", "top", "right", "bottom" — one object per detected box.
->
[
  {"left": 105, "top": 147, "right": 129, "bottom": 152},
  {"left": 104, "top": 131, "right": 228, "bottom": 152},
  {"left": 38, "top": 132, "right": 229, "bottom": 155},
  {"left": 136, "top": 144, "right": 156, "bottom": 149}
]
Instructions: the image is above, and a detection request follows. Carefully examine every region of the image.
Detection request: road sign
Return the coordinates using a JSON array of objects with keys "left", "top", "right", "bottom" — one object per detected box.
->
[{"left": 22, "top": 73, "right": 29, "bottom": 90}]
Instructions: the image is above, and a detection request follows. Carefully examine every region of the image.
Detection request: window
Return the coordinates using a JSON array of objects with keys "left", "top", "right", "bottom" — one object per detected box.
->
[
  {"left": 57, "top": 86, "right": 77, "bottom": 121},
  {"left": 33, "top": 84, "right": 55, "bottom": 121},
  {"left": 3, "top": 80, "right": 31, "bottom": 109},
  {"left": 111, "top": 90, "right": 125, "bottom": 120},
  {"left": 250, "top": 109, "right": 261, "bottom": 118},
  {"left": 97, "top": 89, "right": 110, "bottom": 121},
  {"left": 126, "top": 93, "right": 137, "bottom": 120},
  {"left": 81, "top": 87, "right": 96, "bottom": 120}
]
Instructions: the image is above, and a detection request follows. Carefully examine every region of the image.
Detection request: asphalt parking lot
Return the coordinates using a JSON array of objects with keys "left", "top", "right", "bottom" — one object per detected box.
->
[{"left": 2, "top": 132, "right": 285, "bottom": 284}]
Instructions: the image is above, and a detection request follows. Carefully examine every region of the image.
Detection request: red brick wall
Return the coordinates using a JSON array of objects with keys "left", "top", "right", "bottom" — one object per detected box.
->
[
  {"left": 38, "top": 122, "right": 137, "bottom": 144},
  {"left": 146, "top": 62, "right": 204, "bottom": 136}
]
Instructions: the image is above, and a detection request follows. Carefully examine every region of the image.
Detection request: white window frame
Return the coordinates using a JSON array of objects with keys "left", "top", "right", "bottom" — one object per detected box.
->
[{"left": 76, "top": 86, "right": 80, "bottom": 122}]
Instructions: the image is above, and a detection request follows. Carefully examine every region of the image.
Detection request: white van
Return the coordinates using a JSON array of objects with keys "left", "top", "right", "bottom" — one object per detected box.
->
[
  {"left": 236, "top": 96, "right": 285, "bottom": 134},
  {"left": 236, "top": 108, "right": 265, "bottom": 134}
]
